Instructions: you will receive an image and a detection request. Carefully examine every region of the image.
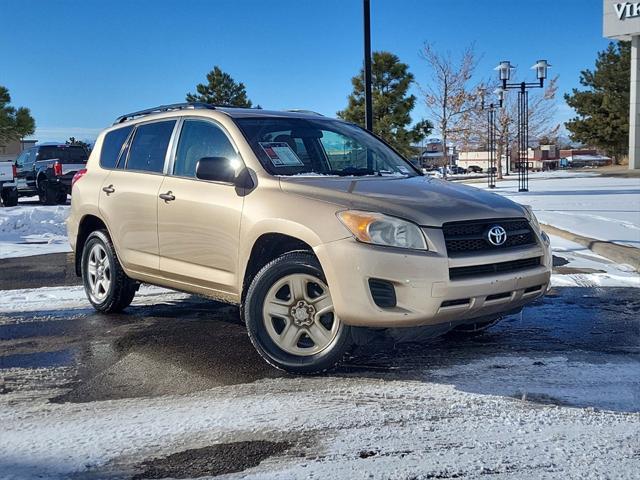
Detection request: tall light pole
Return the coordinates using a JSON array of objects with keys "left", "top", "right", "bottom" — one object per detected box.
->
[
  {"left": 363, "top": 0, "right": 373, "bottom": 132},
  {"left": 495, "top": 59, "right": 550, "bottom": 192},
  {"left": 481, "top": 88, "right": 504, "bottom": 189}
]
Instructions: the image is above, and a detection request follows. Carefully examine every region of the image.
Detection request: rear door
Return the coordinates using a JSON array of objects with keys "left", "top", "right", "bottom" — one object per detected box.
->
[
  {"left": 157, "top": 118, "right": 244, "bottom": 295},
  {"left": 99, "top": 119, "right": 177, "bottom": 276}
]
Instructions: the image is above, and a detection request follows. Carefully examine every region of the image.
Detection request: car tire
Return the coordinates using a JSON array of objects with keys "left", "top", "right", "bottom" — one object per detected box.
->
[
  {"left": 82, "top": 230, "right": 137, "bottom": 313},
  {"left": 55, "top": 189, "right": 68, "bottom": 205},
  {"left": 244, "top": 251, "right": 352, "bottom": 374},
  {"left": 1, "top": 188, "right": 18, "bottom": 207},
  {"left": 38, "top": 180, "right": 57, "bottom": 205}
]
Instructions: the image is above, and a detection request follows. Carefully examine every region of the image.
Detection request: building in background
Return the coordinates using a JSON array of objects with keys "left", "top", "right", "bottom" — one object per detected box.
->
[
  {"left": 0, "top": 138, "right": 37, "bottom": 162},
  {"left": 419, "top": 139, "right": 458, "bottom": 168},
  {"left": 560, "top": 148, "right": 612, "bottom": 168},
  {"left": 604, "top": 0, "right": 640, "bottom": 169}
]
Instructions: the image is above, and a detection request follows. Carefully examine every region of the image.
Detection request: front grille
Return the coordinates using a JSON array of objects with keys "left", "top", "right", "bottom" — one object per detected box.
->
[
  {"left": 449, "top": 257, "right": 541, "bottom": 280},
  {"left": 442, "top": 218, "right": 536, "bottom": 256}
]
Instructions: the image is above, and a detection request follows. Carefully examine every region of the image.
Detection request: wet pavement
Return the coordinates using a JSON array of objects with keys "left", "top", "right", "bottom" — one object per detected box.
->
[
  {"left": 1, "top": 284, "right": 638, "bottom": 404},
  {"left": 1, "top": 254, "right": 639, "bottom": 479}
]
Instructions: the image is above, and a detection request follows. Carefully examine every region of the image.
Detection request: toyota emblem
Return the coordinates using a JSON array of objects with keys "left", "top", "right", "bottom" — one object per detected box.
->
[{"left": 486, "top": 225, "right": 508, "bottom": 246}]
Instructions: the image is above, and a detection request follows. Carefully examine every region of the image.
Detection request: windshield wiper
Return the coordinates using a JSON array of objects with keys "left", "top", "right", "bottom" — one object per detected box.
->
[{"left": 327, "top": 167, "right": 376, "bottom": 177}]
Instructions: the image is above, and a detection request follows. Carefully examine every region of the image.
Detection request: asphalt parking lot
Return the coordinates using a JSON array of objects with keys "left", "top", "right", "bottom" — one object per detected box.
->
[{"left": 1, "top": 253, "right": 639, "bottom": 479}]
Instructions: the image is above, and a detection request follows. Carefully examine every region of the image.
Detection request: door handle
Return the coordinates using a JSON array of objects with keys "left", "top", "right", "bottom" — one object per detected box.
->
[
  {"left": 159, "top": 191, "right": 175, "bottom": 202},
  {"left": 102, "top": 185, "right": 115, "bottom": 195}
]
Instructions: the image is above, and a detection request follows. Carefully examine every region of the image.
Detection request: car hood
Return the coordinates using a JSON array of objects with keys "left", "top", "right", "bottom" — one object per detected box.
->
[{"left": 279, "top": 175, "right": 527, "bottom": 227}]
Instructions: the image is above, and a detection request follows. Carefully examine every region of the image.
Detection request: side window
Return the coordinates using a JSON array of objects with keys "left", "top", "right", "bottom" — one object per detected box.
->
[
  {"left": 100, "top": 126, "right": 133, "bottom": 169},
  {"left": 15, "top": 150, "right": 28, "bottom": 168},
  {"left": 126, "top": 120, "right": 176, "bottom": 173},
  {"left": 24, "top": 149, "right": 36, "bottom": 167},
  {"left": 173, "top": 120, "right": 237, "bottom": 178}
]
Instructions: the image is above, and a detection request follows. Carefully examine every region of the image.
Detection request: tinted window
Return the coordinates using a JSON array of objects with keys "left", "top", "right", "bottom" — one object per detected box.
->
[
  {"left": 100, "top": 126, "right": 133, "bottom": 169},
  {"left": 37, "top": 145, "right": 88, "bottom": 163},
  {"left": 126, "top": 120, "right": 176, "bottom": 173},
  {"left": 173, "top": 120, "right": 237, "bottom": 177}
]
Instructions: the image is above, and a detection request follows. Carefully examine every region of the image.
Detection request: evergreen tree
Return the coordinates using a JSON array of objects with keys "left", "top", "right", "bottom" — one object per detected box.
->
[
  {"left": 565, "top": 42, "right": 630, "bottom": 160},
  {"left": 186, "top": 66, "right": 253, "bottom": 107},
  {"left": 66, "top": 136, "right": 91, "bottom": 152},
  {"left": 0, "top": 86, "right": 35, "bottom": 144},
  {"left": 338, "top": 51, "right": 418, "bottom": 156}
]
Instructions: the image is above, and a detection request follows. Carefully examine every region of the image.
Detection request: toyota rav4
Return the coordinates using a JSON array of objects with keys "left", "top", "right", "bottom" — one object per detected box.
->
[{"left": 67, "top": 103, "right": 552, "bottom": 373}]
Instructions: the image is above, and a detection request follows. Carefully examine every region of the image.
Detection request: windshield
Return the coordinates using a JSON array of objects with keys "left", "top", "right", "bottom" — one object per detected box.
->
[{"left": 235, "top": 117, "right": 418, "bottom": 177}]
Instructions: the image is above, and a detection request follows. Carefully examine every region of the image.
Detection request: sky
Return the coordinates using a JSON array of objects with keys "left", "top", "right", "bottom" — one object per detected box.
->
[{"left": 0, "top": 0, "right": 611, "bottom": 143}]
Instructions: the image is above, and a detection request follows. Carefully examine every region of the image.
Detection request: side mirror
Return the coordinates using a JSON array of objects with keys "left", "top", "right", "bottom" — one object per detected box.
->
[{"left": 195, "top": 157, "right": 238, "bottom": 183}]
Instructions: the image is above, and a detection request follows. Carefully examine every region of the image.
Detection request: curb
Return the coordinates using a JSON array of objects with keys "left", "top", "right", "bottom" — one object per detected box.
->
[{"left": 541, "top": 224, "right": 640, "bottom": 271}]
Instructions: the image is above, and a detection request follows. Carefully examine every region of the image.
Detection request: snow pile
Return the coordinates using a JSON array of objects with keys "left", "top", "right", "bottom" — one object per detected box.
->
[{"left": 0, "top": 205, "right": 71, "bottom": 259}]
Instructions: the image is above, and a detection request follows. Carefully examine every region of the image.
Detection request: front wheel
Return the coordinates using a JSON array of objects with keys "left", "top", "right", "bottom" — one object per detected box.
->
[
  {"left": 244, "top": 251, "right": 352, "bottom": 374},
  {"left": 82, "top": 230, "right": 137, "bottom": 313}
]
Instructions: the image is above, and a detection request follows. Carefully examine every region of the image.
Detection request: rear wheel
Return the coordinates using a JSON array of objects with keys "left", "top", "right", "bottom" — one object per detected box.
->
[
  {"left": 55, "top": 189, "right": 68, "bottom": 204},
  {"left": 82, "top": 230, "right": 137, "bottom": 313},
  {"left": 1, "top": 187, "right": 18, "bottom": 207},
  {"left": 38, "top": 180, "right": 59, "bottom": 205},
  {"left": 244, "top": 251, "right": 352, "bottom": 374}
]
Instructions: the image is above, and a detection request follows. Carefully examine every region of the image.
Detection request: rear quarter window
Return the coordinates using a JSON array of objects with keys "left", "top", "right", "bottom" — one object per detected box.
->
[{"left": 100, "top": 126, "right": 133, "bottom": 169}]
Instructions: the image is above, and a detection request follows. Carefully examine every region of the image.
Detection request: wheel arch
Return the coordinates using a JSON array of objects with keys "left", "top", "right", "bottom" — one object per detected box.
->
[
  {"left": 75, "top": 214, "right": 110, "bottom": 276},
  {"left": 241, "top": 232, "right": 316, "bottom": 303}
]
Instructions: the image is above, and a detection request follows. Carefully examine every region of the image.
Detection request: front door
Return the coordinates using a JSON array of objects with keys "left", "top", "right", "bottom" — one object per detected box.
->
[
  {"left": 157, "top": 118, "right": 244, "bottom": 297},
  {"left": 98, "top": 119, "right": 177, "bottom": 276}
]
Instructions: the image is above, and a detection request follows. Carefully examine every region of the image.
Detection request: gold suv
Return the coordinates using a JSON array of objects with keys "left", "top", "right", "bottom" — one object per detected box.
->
[{"left": 67, "top": 103, "right": 552, "bottom": 373}]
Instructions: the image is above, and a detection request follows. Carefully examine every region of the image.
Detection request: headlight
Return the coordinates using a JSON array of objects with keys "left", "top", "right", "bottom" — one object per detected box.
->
[{"left": 337, "top": 210, "right": 428, "bottom": 251}]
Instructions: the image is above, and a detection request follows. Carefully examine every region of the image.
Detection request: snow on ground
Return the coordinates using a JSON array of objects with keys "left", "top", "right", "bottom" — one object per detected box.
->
[
  {"left": 1, "top": 369, "right": 638, "bottom": 479},
  {"left": 0, "top": 284, "right": 189, "bottom": 316},
  {"left": 549, "top": 234, "right": 640, "bottom": 287},
  {"left": 471, "top": 171, "right": 640, "bottom": 249},
  {"left": 0, "top": 202, "right": 71, "bottom": 259}
]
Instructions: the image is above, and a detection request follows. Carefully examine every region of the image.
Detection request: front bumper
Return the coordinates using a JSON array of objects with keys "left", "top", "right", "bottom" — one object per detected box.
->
[{"left": 315, "top": 227, "right": 552, "bottom": 328}]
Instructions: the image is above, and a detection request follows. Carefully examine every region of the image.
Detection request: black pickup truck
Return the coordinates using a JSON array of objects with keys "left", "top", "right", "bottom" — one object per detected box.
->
[{"left": 14, "top": 144, "right": 89, "bottom": 205}]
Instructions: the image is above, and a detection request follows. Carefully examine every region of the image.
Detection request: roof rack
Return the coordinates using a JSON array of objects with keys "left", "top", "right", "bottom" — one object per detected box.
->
[
  {"left": 285, "top": 109, "right": 324, "bottom": 116},
  {"left": 113, "top": 102, "right": 216, "bottom": 125}
]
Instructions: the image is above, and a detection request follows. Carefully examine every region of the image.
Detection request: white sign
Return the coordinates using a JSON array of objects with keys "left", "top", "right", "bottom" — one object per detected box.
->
[{"left": 614, "top": 2, "right": 640, "bottom": 20}]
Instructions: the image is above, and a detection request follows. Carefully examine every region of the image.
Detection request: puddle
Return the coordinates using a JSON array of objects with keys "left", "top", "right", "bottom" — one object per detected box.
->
[
  {"left": 132, "top": 441, "right": 291, "bottom": 479},
  {"left": 0, "top": 348, "right": 76, "bottom": 369}
]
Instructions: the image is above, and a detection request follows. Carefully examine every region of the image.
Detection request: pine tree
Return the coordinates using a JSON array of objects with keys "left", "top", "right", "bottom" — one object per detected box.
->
[
  {"left": 565, "top": 41, "right": 630, "bottom": 160},
  {"left": 66, "top": 136, "right": 91, "bottom": 152},
  {"left": 186, "top": 66, "right": 253, "bottom": 107},
  {"left": 0, "top": 86, "right": 35, "bottom": 144},
  {"left": 337, "top": 51, "right": 418, "bottom": 157}
]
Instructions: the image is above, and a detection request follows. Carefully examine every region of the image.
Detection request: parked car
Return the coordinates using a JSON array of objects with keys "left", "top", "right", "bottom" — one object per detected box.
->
[
  {"left": 14, "top": 143, "right": 89, "bottom": 204},
  {"left": 68, "top": 103, "right": 552, "bottom": 374},
  {"left": 0, "top": 161, "right": 18, "bottom": 207},
  {"left": 450, "top": 166, "right": 468, "bottom": 175},
  {"left": 467, "top": 165, "right": 483, "bottom": 173}
]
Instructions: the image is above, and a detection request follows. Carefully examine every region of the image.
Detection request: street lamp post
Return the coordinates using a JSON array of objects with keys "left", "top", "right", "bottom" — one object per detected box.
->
[
  {"left": 363, "top": 0, "right": 373, "bottom": 132},
  {"left": 494, "top": 59, "right": 550, "bottom": 192},
  {"left": 482, "top": 88, "right": 504, "bottom": 189}
]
